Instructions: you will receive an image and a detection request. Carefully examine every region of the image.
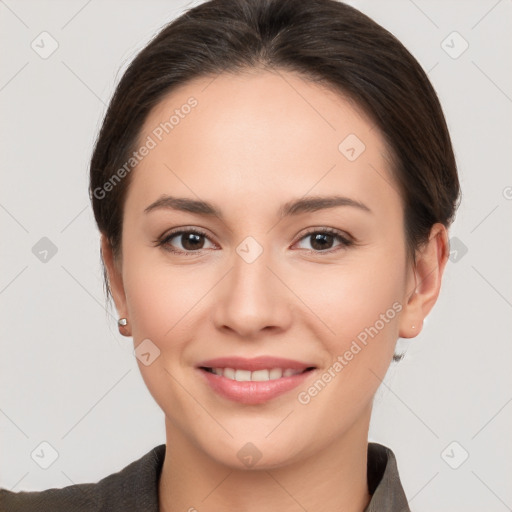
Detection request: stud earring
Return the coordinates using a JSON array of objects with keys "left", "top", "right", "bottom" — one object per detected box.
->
[{"left": 118, "top": 318, "right": 128, "bottom": 327}]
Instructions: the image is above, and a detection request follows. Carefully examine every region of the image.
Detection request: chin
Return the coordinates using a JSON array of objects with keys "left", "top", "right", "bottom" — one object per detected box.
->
[{"left": 202, "top": 435, "right": 307, "bottom": 471}]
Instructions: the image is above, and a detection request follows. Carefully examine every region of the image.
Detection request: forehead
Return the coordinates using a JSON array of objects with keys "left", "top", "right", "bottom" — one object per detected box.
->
[{"left": 126, "top": 69, "right": 400, "bottom": 218}]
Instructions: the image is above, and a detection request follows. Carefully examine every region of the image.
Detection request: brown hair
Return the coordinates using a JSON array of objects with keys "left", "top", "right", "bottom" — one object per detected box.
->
[{"left": 89, "top": 0, "right": 460, "bottom": 311}]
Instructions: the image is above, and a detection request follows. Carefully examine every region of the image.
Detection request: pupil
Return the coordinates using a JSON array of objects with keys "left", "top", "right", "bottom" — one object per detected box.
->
[
  {"left": 311, "top": 233, "right": 332, "bottom": 251},
  {"left": 182, "top": 233, "right": 203, "bottom": 250}
]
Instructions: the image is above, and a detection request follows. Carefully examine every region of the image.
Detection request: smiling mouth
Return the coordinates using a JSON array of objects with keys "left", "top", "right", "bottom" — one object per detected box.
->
[{"left": 200, "top": 366, "right": 315, "bottom": 382}]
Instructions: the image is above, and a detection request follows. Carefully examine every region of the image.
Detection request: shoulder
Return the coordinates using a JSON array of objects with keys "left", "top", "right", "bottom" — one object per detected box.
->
[{"left": 0, "top": 444, "right": 166, "bottom": 512}]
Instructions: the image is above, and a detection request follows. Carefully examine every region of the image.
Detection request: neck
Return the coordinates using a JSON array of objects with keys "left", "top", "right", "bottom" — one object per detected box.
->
[{"left": 158, "top": 411, "right": 372, "bottom": 512}]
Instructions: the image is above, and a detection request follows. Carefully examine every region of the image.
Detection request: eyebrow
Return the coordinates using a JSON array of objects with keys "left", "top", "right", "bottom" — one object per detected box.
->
[{"left": 144, "top": 194, "right": 371, "bottom": 219}]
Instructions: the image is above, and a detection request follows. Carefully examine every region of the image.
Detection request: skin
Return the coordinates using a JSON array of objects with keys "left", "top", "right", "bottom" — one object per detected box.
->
[{"left": 101, "top": 69, "right": 449, "bottom": 512}]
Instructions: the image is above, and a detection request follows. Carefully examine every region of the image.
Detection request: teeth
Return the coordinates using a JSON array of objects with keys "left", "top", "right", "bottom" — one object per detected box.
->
[
  {"left": 269, "top": 368, "right": 283, "bottom": 379},
  {"left": 251, "top": 369, "right": 270, "bottom": 381},
  {"left": 209, "top": 367, "right": 304, "bottom": 381},
  {"left": 235, "top": 369, "right": 251, "bottom": 381},
  {"left": 223, "top": 367, "right": 235, "bottom": 379}
]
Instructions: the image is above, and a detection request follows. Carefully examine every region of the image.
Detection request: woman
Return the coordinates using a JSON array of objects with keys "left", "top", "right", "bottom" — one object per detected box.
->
[{"left": 0, "top": 0, "right": 459, "bottom": 510}]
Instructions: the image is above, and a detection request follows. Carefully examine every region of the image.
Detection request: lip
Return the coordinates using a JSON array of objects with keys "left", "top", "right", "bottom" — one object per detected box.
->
[{"left": 196, "top": 356, "right": 316, "bottom": 405}]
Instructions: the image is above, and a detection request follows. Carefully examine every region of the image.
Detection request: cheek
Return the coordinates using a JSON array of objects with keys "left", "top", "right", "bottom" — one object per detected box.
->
[
  {"left": 294, "top": 253, "right": 405, "bottom": 345},
  {"left": 121, "top": 259, "right": 207, "bottom": 420},
  {"left": 294, "top": 250, "right": 407, "bottom": 406},
  {"left": 120, "top": 225, "right": 207, "bottom": 335},
  {"left": 124, "top": 260, "right": 207, "bottom": 343},
  {"left": 338, "top": 262, "right": 404, "bottom": 339},
  {"left": 292, "top": 263, "right": 405, "bottom": 428}
]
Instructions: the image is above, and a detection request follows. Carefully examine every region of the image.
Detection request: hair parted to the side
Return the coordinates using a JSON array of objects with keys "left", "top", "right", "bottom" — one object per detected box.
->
[{"left": 89, "top": 0, "right": 460, "bottom": 360}]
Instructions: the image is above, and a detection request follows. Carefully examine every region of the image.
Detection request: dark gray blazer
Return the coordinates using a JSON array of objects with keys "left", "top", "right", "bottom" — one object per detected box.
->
[{"left": 0, "top": 442, "right": 410, "bottom": 511}]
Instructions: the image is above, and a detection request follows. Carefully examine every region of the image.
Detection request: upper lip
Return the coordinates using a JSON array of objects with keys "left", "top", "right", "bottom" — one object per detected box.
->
[{"left": 197, "top": 356, "right": 316, "bottom": 372}]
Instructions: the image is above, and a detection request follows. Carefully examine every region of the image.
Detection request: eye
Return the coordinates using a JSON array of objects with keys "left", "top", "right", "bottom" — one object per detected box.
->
[
  {"left": 294, "top": 228, "right": 354, "bottom": 253},
  {"left": 154, "top": 226, "right": 354, "bottom": 256},
  {"left": 155, "top": 228, "right": 216, "bottom": 255}
]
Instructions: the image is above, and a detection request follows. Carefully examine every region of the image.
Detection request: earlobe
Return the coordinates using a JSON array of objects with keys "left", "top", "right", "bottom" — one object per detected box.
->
[
  {"left": 398, "top": 223, "right": 449, "bottom": 339},
  {"left": 100, "top": 234, "right": 131, "bottom": 336}
]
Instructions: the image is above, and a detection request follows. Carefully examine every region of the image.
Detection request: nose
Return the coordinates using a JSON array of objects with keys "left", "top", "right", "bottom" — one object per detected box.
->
[{"left": 212, "top": 246, "right": 293, "bottom": 339}]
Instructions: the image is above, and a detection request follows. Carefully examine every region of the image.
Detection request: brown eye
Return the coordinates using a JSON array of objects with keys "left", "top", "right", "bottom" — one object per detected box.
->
[
  {"left": 295, "top": 228, "right": 353, "bottom": 253},
  {"left": 158, "top": 228, "right": 215, "bottom": 254}
]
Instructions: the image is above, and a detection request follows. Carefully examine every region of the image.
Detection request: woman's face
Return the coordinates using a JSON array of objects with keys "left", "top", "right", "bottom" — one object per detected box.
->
[{"left": 108, "top": 69, "right": 421, "bottom": 468}]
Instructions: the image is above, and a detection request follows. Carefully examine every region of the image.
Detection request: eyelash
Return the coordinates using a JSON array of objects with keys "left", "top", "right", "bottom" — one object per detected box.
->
[{"left": 154, "top": 227, "right": 354, "bottom": 256}]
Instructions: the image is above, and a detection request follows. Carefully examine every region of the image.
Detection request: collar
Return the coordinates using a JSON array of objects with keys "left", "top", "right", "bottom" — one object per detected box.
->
[
  {"left": 364, "top": 442, "right": 411, "bottom": 511},
  {"left": 134, "top": 441, "right": 410, "bottom": 511}
]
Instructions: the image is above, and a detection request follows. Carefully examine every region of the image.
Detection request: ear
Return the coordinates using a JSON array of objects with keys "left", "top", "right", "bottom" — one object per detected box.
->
[
  {"left": 100, "top": 234, "right": 131, "bottom": 336},
  {"left": 399, "top": 223, "right": 449, "bottom": 338}
]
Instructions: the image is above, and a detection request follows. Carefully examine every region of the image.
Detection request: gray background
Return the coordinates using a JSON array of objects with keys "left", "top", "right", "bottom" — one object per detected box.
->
[{"left": 1, "top": 0, "right": 511, "bottom": 510}]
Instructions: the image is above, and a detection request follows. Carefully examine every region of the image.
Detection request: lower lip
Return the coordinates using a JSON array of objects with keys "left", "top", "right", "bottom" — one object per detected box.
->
[{"left": 197, "top": 368, "right": 315, "bottom": 405}]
